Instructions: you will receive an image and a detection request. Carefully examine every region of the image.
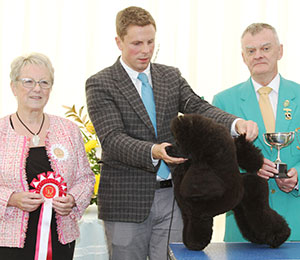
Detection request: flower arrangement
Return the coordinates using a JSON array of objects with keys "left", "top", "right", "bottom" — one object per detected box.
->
[{"left": 63, "top": 105, "right": 101, "bottom": 204}]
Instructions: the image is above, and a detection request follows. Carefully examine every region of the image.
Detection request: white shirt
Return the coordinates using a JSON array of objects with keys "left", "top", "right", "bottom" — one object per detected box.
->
[{"left": 120, "top": 58, "right": 152, "bottom": 97}]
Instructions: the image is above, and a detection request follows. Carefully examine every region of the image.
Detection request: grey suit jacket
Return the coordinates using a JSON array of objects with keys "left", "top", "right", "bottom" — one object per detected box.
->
[{"left": 86, "top": 58, "right": 237, "bottom": 222}]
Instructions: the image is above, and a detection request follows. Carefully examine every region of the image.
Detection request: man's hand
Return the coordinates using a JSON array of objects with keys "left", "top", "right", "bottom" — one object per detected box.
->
[
  {"left": 235, "top": 119, "right": 258, "bottom": 141},
  {"left": 276, "top": 168, "right": 298, "bottom": 193},
  {"left": 8, "top": 191, "right": 44, "bottom": 212},
  {"left": 258, "top": 159, "right": 298, "bottom": 193},
  {"left": 152, "top": 143, "right": 187, "bottom": 165},
  {"left": 258, "top": 158, "right": 278, "bottom": 179},
  {"left": 53, "top": 194, "right": 75, "bottom": 216}
]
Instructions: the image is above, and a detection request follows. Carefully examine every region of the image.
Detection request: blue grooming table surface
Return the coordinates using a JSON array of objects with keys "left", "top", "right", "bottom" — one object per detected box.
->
[{"left": 168, "top": 242, "right": 300, "bottom": 260}]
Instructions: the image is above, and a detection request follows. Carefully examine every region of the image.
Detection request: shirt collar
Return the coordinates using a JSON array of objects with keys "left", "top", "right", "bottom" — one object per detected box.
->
[
  {"left": 120, "top": 56, "right": 151, "bottom": 80},
  {"left": 252, "top": 74, "right": 280, "bottom": 94}
]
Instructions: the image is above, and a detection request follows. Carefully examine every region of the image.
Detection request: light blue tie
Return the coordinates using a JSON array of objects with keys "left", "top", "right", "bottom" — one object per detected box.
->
[{"left": 138, "top": 73, "right": 170, "bottom": 179}]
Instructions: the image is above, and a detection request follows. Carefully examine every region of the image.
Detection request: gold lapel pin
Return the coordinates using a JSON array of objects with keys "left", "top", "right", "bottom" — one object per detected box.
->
[
  {"left": 284, "top": 100, "right": 290, "bottom": 107},
  {"left": 283, "top": 108, "right": 292, "bottom": 120}
]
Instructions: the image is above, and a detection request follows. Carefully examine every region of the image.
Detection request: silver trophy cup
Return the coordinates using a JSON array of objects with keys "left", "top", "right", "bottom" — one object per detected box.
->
[{"left": 263, "top": 132, "right": 294, "bottom": 178}]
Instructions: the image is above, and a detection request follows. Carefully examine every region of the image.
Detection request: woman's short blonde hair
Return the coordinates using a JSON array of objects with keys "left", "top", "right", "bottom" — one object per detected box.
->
[{"left": 10, "top": 52, "right": 54, "bottom": 84}]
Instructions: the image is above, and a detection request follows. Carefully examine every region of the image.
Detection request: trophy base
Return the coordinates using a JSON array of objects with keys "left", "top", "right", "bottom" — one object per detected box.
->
[{"left": 274, "top": 163, "right": 288, "bottom": 178}]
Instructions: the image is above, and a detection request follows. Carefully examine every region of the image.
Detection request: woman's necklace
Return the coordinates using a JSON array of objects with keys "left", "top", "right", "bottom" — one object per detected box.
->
[{"left": 16, "top": 112, "right": 45, "bottom": 146}]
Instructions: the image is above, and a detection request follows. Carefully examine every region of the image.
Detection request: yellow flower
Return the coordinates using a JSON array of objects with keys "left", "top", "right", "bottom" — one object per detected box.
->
[
  {"left": 85, "top": 139, "right": 98, "bottom": 153},
  {"left": 85, "top": 122, "right": 96, "bottom": 134},
  {"left": 94, "top": 174, "right": 100, "bottom": 195},
  {"left": 64, "top": 105, "right": 102, "bottom": 204}
]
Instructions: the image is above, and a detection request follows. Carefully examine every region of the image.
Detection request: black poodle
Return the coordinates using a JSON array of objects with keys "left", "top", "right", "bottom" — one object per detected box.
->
[{"left": 166, "top": 114, "right": 290, "bottom": 250}]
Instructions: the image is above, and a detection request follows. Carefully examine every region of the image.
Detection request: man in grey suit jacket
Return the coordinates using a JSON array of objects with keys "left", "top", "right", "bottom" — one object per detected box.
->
[{"left": 86, "top": 6, "right": 258, "bottom": 260}]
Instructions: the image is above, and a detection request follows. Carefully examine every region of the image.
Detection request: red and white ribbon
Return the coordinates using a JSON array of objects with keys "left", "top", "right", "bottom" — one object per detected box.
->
[{"left": 30, "top": 171, "right": 67, "bottom": 260}]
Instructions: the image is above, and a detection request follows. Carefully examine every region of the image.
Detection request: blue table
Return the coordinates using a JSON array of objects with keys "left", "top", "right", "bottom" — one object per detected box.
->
[{"left": 168, "top": 242, "right": 300, "bottom": 260}]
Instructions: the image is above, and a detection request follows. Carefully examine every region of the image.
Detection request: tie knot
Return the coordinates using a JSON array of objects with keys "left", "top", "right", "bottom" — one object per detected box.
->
[
  {"left": 138, "top": 73, "right": 149, "bottom": 84},
  {"left": 258, "top": 86, "right": 272, "bottom": 95}
]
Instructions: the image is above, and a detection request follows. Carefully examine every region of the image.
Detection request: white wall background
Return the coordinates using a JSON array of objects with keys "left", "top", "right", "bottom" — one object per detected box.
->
[
  {"left": 1, "top": 0, "right": 300, "bottom": 241},
  {"left": 1, "top": 0, "right": 300, "bottom": 117}
]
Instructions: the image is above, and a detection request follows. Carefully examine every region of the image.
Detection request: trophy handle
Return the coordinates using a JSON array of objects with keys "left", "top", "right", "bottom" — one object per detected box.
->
[
  {"left": 286, "top": 131, "right": 295, "bottom": 147},
  {"left": 263, "top": 134, "right": 272, "bottom": 148},
  {"left": 296, "top": 128, "right": 300, "bottom": 150}
]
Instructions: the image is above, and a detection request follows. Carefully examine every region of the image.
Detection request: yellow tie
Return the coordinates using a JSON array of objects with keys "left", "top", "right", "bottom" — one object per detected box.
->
[{"left": 258, "top": 86, "right": 275, "bottom": 133}]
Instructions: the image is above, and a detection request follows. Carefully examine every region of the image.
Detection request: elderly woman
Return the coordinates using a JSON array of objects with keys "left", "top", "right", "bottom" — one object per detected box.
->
[{"left": 0, "top": 53, "right": 95, "bottom": 259}]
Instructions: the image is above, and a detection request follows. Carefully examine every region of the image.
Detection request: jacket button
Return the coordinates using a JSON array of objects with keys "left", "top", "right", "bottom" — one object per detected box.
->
[{"left": 271, "top": 189, "right": 276, "bottom": 194}]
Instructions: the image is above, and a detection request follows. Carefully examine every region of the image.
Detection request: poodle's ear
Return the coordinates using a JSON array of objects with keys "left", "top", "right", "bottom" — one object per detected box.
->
[
  {"left": 166, "top": 145, "right": 191, "bottom": 159},
  {"left": 166, "top": 145, "right": 184, "bottom": 158},
  {"left": 234, "top": 134, "right": 264, "bottom": 172}
]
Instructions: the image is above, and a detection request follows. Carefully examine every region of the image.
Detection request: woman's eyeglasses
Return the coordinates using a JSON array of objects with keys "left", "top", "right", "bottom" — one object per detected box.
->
[{"left": 18, "top": 78, "right": 52, "bottom": 89}]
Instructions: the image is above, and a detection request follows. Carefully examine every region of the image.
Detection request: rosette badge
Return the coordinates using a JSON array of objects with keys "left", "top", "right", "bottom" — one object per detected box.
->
[
  {"left": 30, "top": 171, "right": 67, "bottom": 199},
  {"left": 30, "top": 171, "right": 68, "bottom": 259}
]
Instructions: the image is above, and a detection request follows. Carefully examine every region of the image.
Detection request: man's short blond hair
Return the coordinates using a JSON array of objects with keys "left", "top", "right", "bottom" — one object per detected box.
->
[
  {"left": 241, "top": 23, "right": 280, "bottom": 45},
  {"left": 116, "top": 6, "right": 156, "bottom": 40}
]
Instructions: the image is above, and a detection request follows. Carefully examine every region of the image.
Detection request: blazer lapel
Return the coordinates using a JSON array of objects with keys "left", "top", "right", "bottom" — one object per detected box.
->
[
  {"left": 276, "top": 77, "right": 297, "bottom": 133},
  {"left": 151, "top": 64, "right": 168, "bottom": 137},
  {"left": 239, "top": 78, "right": 272, "bottom": 156},
  {"left": 112, "top": 59, "right": 156, "bottom": 136},
  {"left": 239, "top": 78, "right": 266, "bottom": 129}
]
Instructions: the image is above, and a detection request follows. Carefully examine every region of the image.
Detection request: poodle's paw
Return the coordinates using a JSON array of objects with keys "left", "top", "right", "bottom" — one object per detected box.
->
[
  {"left": 182, "top": 216, "right": 213, "bottom": 250},
  {"left": 259, "top": 218, "right": 291, "bottom": 248}
]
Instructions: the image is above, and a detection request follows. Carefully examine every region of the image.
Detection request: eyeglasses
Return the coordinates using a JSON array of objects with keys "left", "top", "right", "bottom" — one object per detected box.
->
[{"left": 18, "top": 78, "right": 52, "bottom": 89}]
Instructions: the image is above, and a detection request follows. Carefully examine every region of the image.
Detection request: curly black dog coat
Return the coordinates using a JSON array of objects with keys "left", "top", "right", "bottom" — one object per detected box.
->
[{"left": 166, "top": 114, "right": 290, "bottom": 250}]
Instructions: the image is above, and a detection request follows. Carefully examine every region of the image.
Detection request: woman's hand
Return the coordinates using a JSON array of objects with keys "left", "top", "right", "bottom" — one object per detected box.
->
[
  {"left": 52, "top": 194, "right": 75, "bottom": 216},
  {"left": 8, "top": 191, "right": 44, "bottom": 212}
]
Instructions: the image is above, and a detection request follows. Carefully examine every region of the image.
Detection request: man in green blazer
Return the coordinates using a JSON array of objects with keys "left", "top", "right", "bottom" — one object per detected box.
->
[{"left": 213, "top": 23, "right": 300, "bottom": 241}]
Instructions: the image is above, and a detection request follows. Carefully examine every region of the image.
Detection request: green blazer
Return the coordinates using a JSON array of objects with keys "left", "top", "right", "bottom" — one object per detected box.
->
[{"left": 212, "top": 75, "right": 300, "bottom": 241}]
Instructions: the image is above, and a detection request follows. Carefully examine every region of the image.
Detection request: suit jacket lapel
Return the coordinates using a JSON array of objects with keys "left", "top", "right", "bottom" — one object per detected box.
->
[
  {"left": 151, "top": 64, "right": 168, "bottom": 137},
  {"left": 239, "top": 78, "right": 272, "bottom": 155},
  {"left": 276, "top": 77, "right": 297, "bottom": 133},
  {"left": 112, "top": 59, "right": 156, "bottom": 136}
]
